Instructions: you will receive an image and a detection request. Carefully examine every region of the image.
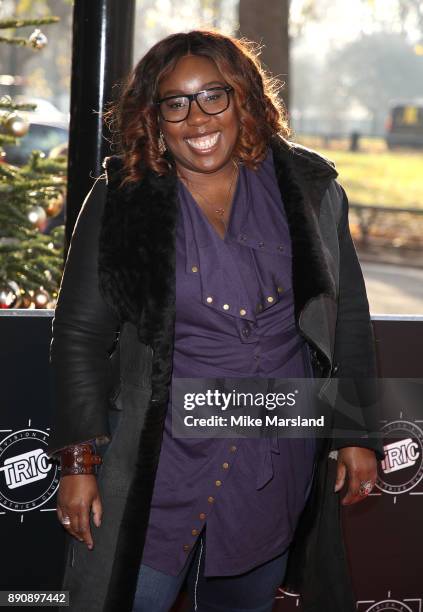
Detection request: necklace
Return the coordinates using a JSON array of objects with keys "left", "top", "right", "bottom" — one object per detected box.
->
[{"left": 179, "top": 162, "right": 239, "bottom": 231}]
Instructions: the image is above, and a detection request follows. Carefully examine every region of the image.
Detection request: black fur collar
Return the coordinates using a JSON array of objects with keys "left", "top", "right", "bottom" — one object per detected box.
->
[{"left": 269, "top": 137, "right": 338, "bottom": 319}]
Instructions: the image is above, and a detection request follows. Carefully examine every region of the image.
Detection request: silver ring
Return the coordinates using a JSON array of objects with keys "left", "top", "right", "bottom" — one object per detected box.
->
[
  {"left": 61, "top": 516, "right": 71, "bottom": 525},
  {"left": 359, "top": 480, "right": 374, "bottom": 496}
]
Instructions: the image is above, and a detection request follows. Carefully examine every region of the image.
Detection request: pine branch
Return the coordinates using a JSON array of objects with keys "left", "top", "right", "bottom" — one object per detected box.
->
[
  {"left": 0, "top": 36, "right": 31, "bottom": 45},
  {"left": 0, "top": 178, "right": 66, "bottom": 194},
  {"left": 0, "top": 16, "right": 60, "bottom": 48},
  {"left": 0, "top": 17, "right": 60, "bottom": 29},
  {"left": 20, "top": 152, "right": 67, "bottom": 177},
  {"left": 0, "top": 163, "right": 19, "bottom": 180},
  {"left": 0, "top": 134, "right": 19, "bottom": 145},
  {"left": 0, "top": 95, "right": 37, "bottom": 112},
  {"left": 0, "top": 201, "right": 29, "bottom": 227},
  {"left": 28, "top": 159, "right": 67, "bottom": 175}
]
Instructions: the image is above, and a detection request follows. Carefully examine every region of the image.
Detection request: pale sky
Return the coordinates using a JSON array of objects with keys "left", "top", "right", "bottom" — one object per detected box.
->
[{"left": 290, "top": 0, "right": 418, "bottom": 60}]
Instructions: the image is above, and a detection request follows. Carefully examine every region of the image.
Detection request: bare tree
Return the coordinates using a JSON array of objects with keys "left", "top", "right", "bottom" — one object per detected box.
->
[
  {"left": 397, "top": 0, "right": 423, "bottom": 38},
  {"left": 238, "top": 0, "right": 290, "bottom": 111}
]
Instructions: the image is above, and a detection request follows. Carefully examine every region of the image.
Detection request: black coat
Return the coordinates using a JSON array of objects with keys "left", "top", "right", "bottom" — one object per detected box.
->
[{"left": 47, "top": 135, "right": 384, "bottom": 612}]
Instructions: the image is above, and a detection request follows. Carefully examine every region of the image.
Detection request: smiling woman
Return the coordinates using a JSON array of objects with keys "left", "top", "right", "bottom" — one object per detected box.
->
[
  {"left": 157, "top": 56, "right": 240, "bottom": 174},
  {"left": 103, "top": 32, "right": 290, "bottom": 242},
  {"left": 103, "top": 30, "right": 289, "bottom": 182},
  {"left": 49, "top": 28, "right": 384, "bottom": 612}
]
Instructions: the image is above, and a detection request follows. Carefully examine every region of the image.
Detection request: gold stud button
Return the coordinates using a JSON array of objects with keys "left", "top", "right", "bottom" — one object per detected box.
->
[
  {"left": 240, "top": 308, "right": 246, "bottom": 316},
  {"left": 230, "top": 445, "right": 237, "bottom": 452},
  {"left": 191, "top": 265, "right": 198, "bottom": 273},
  {"left": 222, "top": 304, "right": 230, "bottom": 310},
  {"left": 199, "top": 512, "right": 206, "bottom": 520},
  {"left": 277, "top": 286, "right": 283, "bottom": 293},
  {"left": 267, "top": 296, "right": 274, "bottom": 303},
  {"left": 192, "top": 529, "right": 199, "bottom": 536},
  {"left": 215, "top": 480, "right": 222, "bottom": 487},
  {"left": 222, "top": 462, "right": 229, "bottom": 469},
  {"left": 206, "top": 296, "right": 213, "bottom": 303},
  {"left": 208, "top": 496, "right": 215, "bottom": 503}
]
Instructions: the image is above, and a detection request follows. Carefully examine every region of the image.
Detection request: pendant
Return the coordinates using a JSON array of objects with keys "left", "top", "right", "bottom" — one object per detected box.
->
[{"left": 215, "top": 208, "right": 225, "bottom": 216}]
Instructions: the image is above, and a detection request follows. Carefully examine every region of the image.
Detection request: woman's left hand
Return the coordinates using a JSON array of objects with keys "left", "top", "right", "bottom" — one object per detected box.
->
[{"left": 334, "top": 446, "right": 378, "bottom": 505}]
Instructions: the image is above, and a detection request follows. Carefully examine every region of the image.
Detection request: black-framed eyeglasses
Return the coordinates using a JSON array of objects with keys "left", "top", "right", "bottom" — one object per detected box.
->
[{"left": 155, "top": 86, "right": 233, "bottom": 123}]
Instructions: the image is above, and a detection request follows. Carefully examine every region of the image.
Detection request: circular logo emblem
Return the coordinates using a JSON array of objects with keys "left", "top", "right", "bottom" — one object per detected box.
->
[
  {"left": 377, "top": 420, "right": 423, "bottom": 495},
  {"left": 366, "top": 600, "right": 413, "bottom": 612},
  {"left": 0, "top": 428, "right": 59, "bottom": 512}
]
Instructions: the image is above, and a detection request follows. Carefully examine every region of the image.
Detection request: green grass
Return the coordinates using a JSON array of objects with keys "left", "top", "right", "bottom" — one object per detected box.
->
[{"left": 295, "top": 136, "right": 423, "bottom": 209}]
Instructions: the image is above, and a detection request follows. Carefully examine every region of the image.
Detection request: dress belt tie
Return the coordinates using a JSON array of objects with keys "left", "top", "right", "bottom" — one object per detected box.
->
[{"left": 254, "top": 329, "right": 309, "bottom": 490}]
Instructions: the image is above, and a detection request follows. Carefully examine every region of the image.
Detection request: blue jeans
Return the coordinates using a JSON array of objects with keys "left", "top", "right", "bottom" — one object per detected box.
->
[{"left": 132, "top": 526, "right": 290, "bottom": 612}]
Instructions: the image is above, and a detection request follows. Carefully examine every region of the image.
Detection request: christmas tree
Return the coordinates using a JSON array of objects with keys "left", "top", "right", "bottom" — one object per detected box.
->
[{"left": 0, "top": 15, "right": 66, "bottom": 309}]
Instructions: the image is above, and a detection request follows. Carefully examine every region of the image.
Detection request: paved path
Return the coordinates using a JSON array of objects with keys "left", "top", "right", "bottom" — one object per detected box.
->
[{"left": 361, "top": 262, "right": 423, "bottom": 315}]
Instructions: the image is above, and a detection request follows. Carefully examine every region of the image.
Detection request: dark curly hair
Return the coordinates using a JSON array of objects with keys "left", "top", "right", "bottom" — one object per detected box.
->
[{"left": 103, "top": 29, "right": 291, "bottom": 185}]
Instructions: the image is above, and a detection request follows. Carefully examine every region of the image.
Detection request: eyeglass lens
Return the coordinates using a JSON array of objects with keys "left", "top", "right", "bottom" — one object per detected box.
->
[{"left": 160, "top": 88, "right": 230, "bottom": 122}]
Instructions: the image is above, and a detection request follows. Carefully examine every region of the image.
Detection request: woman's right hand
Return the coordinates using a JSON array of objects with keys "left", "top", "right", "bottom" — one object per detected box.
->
[{"left": 56, "top": 475, "right": 103, "bottom": 550}]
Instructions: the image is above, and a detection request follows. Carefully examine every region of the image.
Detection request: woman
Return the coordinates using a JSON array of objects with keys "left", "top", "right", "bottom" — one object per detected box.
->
[{"left": 47, "top": 30, "right": 384, "bottom": 612}]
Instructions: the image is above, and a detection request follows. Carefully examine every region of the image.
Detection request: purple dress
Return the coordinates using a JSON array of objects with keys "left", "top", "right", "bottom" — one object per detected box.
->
[{"left": 140, "top": 148, "right": 316, "bottom": 577}]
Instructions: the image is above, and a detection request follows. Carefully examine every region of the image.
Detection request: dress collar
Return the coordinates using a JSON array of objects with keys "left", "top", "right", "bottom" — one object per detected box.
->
[{"left": 177, "top": 147, "right": 293, "bottom": 324}]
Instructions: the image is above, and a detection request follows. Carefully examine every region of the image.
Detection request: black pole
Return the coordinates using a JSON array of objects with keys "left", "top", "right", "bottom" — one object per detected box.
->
[{"left": 65, "top": 0, "right": 135, "bottom": 252}]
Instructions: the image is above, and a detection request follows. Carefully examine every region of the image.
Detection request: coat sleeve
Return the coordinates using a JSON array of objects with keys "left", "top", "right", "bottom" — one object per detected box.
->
[
  {"left": 46, "top": 176, "right": 121, "bottom": 459},
  {"left": 330, "top": 181, "right": 385, "bottom": 462}
]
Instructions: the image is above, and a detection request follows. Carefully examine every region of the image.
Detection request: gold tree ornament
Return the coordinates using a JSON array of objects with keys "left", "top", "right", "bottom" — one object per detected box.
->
[
  {"left": 0, "top": 281, "right": 19, "bottom": 308},
  {"left": 45, "top": 190, "right": 64, "bottom": 217},
  {"left": 158, "top": 130, "right": 167, "bottom": 154},
  {"left": 4, "top": 112, "right": 29, "bottom": 137},
  {"left": 16, "top": 291, "right": 33, "bottom": 309},
  {"left": 33, "top": 287, "right": 50, "bottom": 309},
  {"left": 28, "top": 28, "right": 48, "bottom": 50},
  {"left": 27, "top": 205, "right": 47, "bottom": 230}
]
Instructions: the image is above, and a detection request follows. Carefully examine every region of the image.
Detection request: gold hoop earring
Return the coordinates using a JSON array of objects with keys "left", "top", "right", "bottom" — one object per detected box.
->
[
  {"left": 158, "top": 129, "right": 167, "bottom": 154},
  {"left": 232, "top": 155, "right": 241, "bottom": 169}
]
